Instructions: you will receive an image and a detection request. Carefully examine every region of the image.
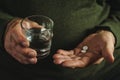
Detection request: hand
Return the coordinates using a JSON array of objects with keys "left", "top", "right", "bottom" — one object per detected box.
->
[
  {"left": 4, "top": 18, "right": 42, "bottom": 64},
  {"left": 53, "top": 30, "right": 115, "bottom": 68}
]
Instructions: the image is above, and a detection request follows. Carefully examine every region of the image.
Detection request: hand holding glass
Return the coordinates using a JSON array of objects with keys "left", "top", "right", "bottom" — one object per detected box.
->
[{"left": 21, "top": 15, "right": 54, "bottom": 59}]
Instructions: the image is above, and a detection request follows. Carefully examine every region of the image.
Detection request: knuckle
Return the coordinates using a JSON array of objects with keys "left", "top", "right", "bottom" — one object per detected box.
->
[{"left": 53, "top": 54, "right": 59, "bottom": 59}]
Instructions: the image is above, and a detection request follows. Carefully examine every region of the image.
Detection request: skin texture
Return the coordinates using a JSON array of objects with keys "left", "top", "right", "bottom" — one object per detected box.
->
[
  {"left": 4, "top": 18, "right": 43, "bottom": 64},
  {"left": 53, "top": 30, "right": 115, "bottom": 68},
  {"left": 4, "top": 19, "right": 115, "bottom": 68}
]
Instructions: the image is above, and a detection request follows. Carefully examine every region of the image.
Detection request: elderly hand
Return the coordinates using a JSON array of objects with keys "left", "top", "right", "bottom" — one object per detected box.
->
[
  {"left": 53, "top": 30, "right": 115, "bottom": 68},
  {"left": 4, "top": 18, "right": 42, "bottom": 64}
]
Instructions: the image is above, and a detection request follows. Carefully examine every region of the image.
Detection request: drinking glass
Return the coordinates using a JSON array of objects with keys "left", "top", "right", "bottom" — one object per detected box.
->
[{"left": 21, "top": 15, "right": 54, "bottom": 59}]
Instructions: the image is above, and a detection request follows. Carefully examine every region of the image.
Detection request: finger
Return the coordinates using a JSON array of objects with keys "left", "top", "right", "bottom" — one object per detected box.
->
[
  {"left": 11, "top": 26, "right": 29, "bottom": 47},
  {"left": 13, "top": 52, "right": 37, "bottom": 64},
  {"left": 54, "top": 57, "right": 72, "bottom": 64},
  {"left": 62, "top": 52, "right": 101, "bottom": 68},
  {"left": 102, "top": 43, "right": 114, "bottom": 63},
  {"left": 15, "top": 45, "right": 37, "bottom": 58},
  {"left": 12, "top": 51, "right": 37, "bottom": 64},
  {"left": 5, "top": 35, "right": 37, "bottom": 64},
  {"left": 12, "top": 50, "right": 37, "bottom": 64},
  {"left": 22, "top": 19, "right": 43, "bottom": 29},
  {"left": 7, "top": 43, "right": 37, "bottom": 64},
  {"left": 53, "top": 54, "right": 71, "bottom": 59},
  {"left": 12, "top": 53, "right": 29, "bottom": 64},
  {"left": 74, "top": 48, "right": 82, "bottom": 55},
  {"left": 53, "top": 50, "right": 82, "bottom": 65},
  {"left": 56, "top": 49, "right": 74, "bottom": 56},
  {"left": 4, "top": 19, "right": 37, "bottom": 64},
  {"left": 56, "top": 50, "right": 80, "bottom": 59},
  {"left": 53, "top": 53, "right": 73, "bottom": 64},
  {"left": 28, "top": 58, "right": 37, "bottom": 64},
  {"left": 94, "top": 57, "right": 104, "bottom": 64},
  {"left": 6, "top": 43, "right": 37, "bottom": 64},
  {"left": 62, "top": 59, "right": 84, "bottom": 68},
  {"left": 15, "top": 45, "right": 37, "bottom": 64}
]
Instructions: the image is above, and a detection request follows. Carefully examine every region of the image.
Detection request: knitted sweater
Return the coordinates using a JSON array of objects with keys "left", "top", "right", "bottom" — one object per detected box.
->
[{"left": 0, "top": 0, "right": 120, "bottom": 80}]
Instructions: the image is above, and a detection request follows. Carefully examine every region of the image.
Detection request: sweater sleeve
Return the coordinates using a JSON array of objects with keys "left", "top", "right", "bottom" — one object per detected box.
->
[
  {"left": 0, "top": 10, "right": 14, "bottom": 49},
  {"left": 96, "top": 0, "right": 120, "bottom": 48}
]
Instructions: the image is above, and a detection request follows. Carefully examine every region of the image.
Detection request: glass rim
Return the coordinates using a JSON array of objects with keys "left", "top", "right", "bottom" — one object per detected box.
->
[{"left": 20, "top": 15, "right": 54, "bottom": 30}]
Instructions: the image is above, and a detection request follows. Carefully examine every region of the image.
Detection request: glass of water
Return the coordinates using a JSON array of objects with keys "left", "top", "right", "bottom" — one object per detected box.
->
[{"left": 21, "top": 15, "right": 54, "bottom": 59}]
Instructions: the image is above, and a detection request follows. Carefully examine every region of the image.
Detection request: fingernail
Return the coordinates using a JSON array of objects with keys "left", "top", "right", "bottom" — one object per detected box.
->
[
  {"left": 29, "top": 51, "right": 37, "bottom": 57},
  {"left": 30, "top": 58, "right": 37, "bottom": 64},
  {"left": 21, "top": 42, "right": 28, "bottom": 47}
]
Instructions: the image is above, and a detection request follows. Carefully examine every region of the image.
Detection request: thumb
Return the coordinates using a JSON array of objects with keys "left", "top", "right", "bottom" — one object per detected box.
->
[{"left": 102, "top": 43, "right": 115, "bottom": 63}]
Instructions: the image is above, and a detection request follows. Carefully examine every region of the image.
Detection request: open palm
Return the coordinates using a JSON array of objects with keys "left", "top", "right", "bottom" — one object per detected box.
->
[{"left": 53, "top": 30, "right": 115, "bottom": 68}]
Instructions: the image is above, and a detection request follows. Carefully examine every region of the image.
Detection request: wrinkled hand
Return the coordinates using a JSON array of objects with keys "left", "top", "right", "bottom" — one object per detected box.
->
[
  {"left": 4, "top": 18, "right": 42, "bottom": 64},
  {"left": 53, "top": 30, "right": 115, "bottom": 68}
]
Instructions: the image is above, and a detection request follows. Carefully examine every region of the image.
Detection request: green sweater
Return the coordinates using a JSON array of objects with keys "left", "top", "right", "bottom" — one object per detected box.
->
[{"left": 0, "top": 0, "right": 120, "bottom": 80}]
